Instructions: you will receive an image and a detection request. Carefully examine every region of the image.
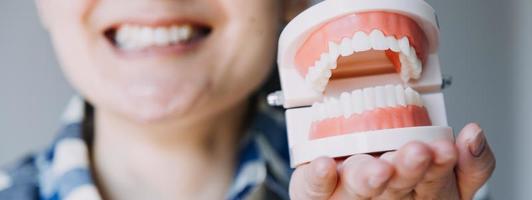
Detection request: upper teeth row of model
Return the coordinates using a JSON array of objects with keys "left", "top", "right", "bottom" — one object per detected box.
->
[
  {"left": 312, "top": 85, "right": 423, "bottom": 121},
  {"left": 305, "top": 30, "right": 423, "bottom": 92},
  {"left": 115, "top": 24, "right": 195, "bottom": 50}
]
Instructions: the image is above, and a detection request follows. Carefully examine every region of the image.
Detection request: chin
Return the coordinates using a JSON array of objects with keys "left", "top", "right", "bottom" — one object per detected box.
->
[{"left": 91, "top": 80, "right": 208, "bottom": 124}]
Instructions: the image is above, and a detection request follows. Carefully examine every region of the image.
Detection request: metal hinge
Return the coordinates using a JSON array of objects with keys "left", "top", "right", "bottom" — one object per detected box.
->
[
  {"left": 267, "top": 91, "right": 284, "bottom": 107},
  {"left": 442, "top": 75, "right": 453, "bottom": 90}
]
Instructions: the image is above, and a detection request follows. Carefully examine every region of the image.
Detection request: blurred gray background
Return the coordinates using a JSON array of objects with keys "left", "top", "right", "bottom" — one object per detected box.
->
[{"left": 1, "top": 0, "right": 530, "bottom": 199}]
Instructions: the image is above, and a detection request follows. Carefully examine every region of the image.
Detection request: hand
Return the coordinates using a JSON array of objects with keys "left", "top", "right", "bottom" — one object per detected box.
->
[{"left": 289, "top": 123, "right": 495, "bottom": 200}]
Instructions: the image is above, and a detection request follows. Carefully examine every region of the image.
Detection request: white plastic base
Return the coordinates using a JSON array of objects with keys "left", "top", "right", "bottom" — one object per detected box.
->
[{"left": 289, "top": 126, "right": 454, "bottom": 168}]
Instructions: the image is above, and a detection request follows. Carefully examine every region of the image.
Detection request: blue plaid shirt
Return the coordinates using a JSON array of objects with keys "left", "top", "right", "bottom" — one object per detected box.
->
[{"left": 0, "top": 97, "right": 292, "bottom": 200}]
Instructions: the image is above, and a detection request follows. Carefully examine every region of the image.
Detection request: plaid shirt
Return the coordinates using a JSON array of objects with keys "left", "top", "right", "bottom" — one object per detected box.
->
[{"left": 0, "top": 96, "right": 292, "bottom": 200}]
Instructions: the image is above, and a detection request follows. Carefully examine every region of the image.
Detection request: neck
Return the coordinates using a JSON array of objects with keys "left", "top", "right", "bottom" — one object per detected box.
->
[{"left": 91, "top": 101, "right": 249, "bottom": 200}]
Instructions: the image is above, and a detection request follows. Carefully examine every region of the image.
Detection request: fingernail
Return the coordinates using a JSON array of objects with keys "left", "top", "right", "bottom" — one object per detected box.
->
[
  {"left": 405, "top": 148, "right": 429, "bottom": 169},
  {"left": 468, "top": 130, "right": 486, "bottom": 157},
  {"left": 368, "top": 175, "right": 387, "bottom": 188},
  {"left": 314, "top": 158, "right": 333, "bottom": 178}
]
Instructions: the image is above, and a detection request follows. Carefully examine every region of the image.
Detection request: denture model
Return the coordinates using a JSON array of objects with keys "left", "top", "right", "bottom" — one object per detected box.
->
[{"left": 269, "top": 0, "right": 454, "bottom": 167}]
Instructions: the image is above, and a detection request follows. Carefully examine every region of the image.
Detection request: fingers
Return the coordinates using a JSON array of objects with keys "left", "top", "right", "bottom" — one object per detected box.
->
[
  {"left": 377, "top": 141, "right": 433, "bottom": 199},
  {"left": 289, "top": 157, "right": 338, "bottom": 200},
  {"left": 330, "top": 154, "right": 394, "bottom": 200},
  {"left": 455, "top": 123, "right": 496, "bottom": 200},
  {"left": 415, "top": 140, "right": 459, "bottom": 199}
]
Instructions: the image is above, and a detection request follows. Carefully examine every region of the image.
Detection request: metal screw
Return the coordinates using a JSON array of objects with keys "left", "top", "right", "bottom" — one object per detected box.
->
[
  {"left": 267, "top": 91, "right": 284, "bottom": 107},
  {"left": 442, "top": 75, "right": 453, "bottom": 90}
]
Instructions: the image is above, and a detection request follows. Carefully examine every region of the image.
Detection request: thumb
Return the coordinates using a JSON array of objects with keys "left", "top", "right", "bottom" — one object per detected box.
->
[
  {"left": 289, "top": 157, "right": 338, "bottom": 200},
  {"left": 455, "top": 123, "right": 496, "bottom": 200}
]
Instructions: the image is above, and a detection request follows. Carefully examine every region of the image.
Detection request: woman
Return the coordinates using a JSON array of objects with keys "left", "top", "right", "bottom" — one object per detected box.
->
[{"left": 0, "top": 0, "right": 495, "bottom": 199}]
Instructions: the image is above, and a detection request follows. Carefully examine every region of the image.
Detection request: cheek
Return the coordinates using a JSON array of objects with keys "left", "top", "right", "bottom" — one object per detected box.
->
[{"left": 212, "top": 0, "right": 281, "bottom": 94}]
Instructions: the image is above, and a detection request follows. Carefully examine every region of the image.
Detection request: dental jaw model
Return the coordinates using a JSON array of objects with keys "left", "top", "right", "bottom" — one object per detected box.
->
[{"left": 274, "top": 0, "right": 454, "bottom": 168}]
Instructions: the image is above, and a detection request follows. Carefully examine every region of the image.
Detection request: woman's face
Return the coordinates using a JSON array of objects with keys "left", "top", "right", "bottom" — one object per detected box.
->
[{"left": 37, "top": 0, "right": 300, "bottom": 122}]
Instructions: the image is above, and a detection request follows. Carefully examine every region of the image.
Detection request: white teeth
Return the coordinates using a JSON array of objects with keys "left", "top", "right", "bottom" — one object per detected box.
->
[
  {"left": 385, "top": 85, "right": 397, "bottom": 107},
  {"left": 411, "top": 58, "right": 422, "bottom": 79},
  {"left": 352, "top": 32, "right": 371, "bottom": 52},
  {"left": 370, "top": 30, "right": 388, "bottom": 50},
  {"left": 395, "top": 85, "right": 407, "bottom": 106},
  {"left": 340, "top": 92, "right": 353, "bottom": 118},
  {"left": 320, "top": 54, "right": 331, "bottom": 69},
  {"left": 340, "top": 38, "right": 353, "bottom": 56},
  {"left": 312, "top": 85, "right": 425, "bottom": 121},
  {"left": 363, "top": 88, "right": 376, "bottom": 111},
  {"left": 114, "top": 24, "right": 196, "bottom": 50},
  {"left": 306, "top": 31, "right": 424, "bottom": 92},
  {"left": 405, "top": 87, "right": 423, "bottom": 106},
  {"left": 154, "top": 27, "right": 170, "bottom": 46},
  {"left": 387, "top": 36, "right": 400, "bottom": 52},
  {"left": 116, "top": 26, "right": 132, "bottom": 48},
  {"left": 322, "top": 69, "right": 332, "bottom": 79},
  {"left": 398, "top": 37, "right": 411, "bottom": 56},
  {"left": 140, "top": 27, "right": 155, "bottom": 47},
  {"left": 328, "top": 42, "right": 340, "bottom": 61},
  {"left": 399, "top": 54, "right": 412, "bottom": 82},
  {"left": 328, "top": 98, "right": 342, "bottom": 118},
  {"left": 351, "top": 90, "right": 364, "bottom": 114},
  {"left": 375, "top": 86, "right": 387, "bottom": 108}
]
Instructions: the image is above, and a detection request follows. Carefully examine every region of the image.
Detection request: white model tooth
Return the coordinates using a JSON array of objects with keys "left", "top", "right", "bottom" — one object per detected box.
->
[
  {"left": 340, "top": 92, "right": 353, "bottom": 118},
  {"left": 329, "top": 57, "right": 337, "bottom": 69},
  {"left": 330, "top": 98, "right": 342, "bottom": 118},
  {"left": 409, "top": 47, "right": 417, "bottom": 61},
  {"left": 315, "top": 59, "right": 326, "bottom": 71},
  {"left": 405, "top": 87, "right": 417, "bottom": 105},
  {"left": 411, "top": 57, "right": 422, "bottom": 79},
  {"left": 399, "top": 54, "right": 411, "bottom": 82},
  {"left": 385, "top": 85, "right": 397, "bottom": 107},
  {"left": 340, "top": 38, "right": 353, "bottom": 57},
  {"left": 363, "top": 88, "right": 376, "bottom": 111},
  {"left": 314, "top": 79, "right": 328, "bottom": 92},
  {"left": 395, "top": 85, "right": 406, "bottom": 106},
  {"left": 351, "top": 89, "right": 364, "bottom": 114},
  {"left": 413, "top": 91, "right": 423, "bottom": 106},
  {"left": 375, "top": 86, "right": 386, "bottom": 108},
  {"left": 313, "top": 84, "right": 325, "bottom": 93},
  {"left": 352, "top": 32, "right": 371, "bottom": 52},
  {"left": 399, "top": 37, "right": 411, "bottom": 57},
  {"left": 307, "top": 69, "right": 319, "bottom": 84},
  {"left": 318, "top": 78, "right": 329, "bottom": 86},
  {"left": 319, "top": 53, "right": 331, "bottom": 69},
  {"left": 305, "top": 67, "right": 316, "bottom": 83},
  {"left": 387, "top": 36, "right": 400, "bottom": 52},
  {"left": 370, "top": 30, "right": 388, "bottom": 50},
  {"left": 328, "top": 42, "right": 340, "bottom": 64},
  {"left": 321, "top": 69, "right": 332, "bottom": 79}
]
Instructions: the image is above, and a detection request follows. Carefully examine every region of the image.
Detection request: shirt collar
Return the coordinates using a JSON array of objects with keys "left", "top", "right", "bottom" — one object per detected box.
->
[{"left": 36, "top": 96, "right": 290, "bottom": 200}]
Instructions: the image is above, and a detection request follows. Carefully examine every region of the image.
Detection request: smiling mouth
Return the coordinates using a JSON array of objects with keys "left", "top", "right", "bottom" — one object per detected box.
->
[{"left": 104, "top": 22, "right": 212, "bottom": 53}]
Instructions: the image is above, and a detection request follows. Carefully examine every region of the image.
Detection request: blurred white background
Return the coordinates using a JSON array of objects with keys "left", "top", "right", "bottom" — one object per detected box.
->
[{"left": 1, "top": 0, "right": 530, "bottom": 199}]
